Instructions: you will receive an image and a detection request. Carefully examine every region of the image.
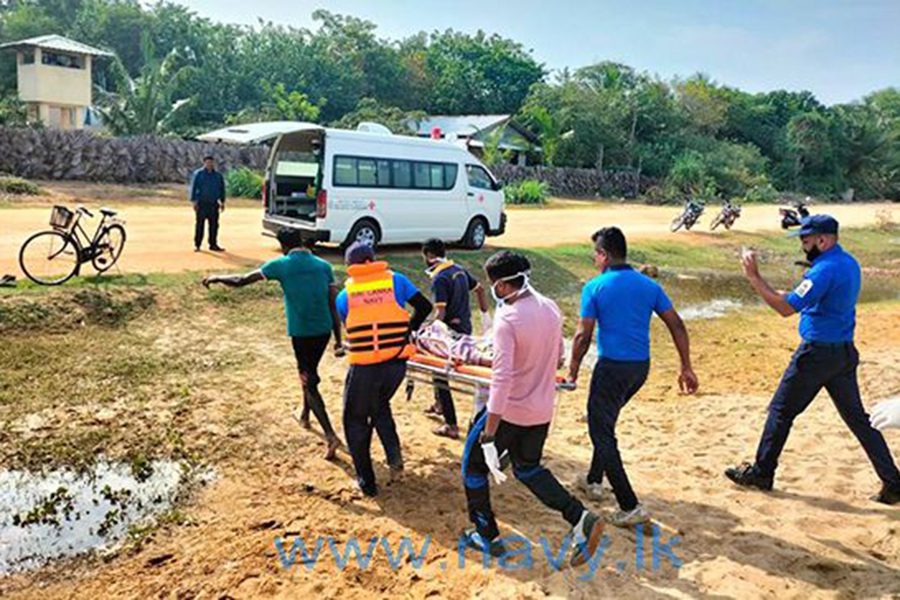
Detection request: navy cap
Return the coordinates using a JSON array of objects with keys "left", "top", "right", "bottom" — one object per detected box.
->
[
  {"left": 344, "top": 241, "right": 376, "bottom": 265},
  {"left": 789, "top": 214, "right": 839, "bottom": 237}
]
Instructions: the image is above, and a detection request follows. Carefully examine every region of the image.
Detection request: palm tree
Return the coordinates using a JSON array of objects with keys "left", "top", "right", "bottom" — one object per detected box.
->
[{"left": 94, "top": 33, "right": 194, "bottom": 136}]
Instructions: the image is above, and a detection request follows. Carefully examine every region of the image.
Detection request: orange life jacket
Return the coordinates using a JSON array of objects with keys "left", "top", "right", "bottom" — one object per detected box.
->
[{"left": 345, "top": 261, "right": 416, "bottom": 365}]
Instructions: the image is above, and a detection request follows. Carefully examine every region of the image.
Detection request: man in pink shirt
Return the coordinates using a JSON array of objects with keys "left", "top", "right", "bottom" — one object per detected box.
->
[{"left": 461, "top": 251, "right": 604, "bottom": 568}]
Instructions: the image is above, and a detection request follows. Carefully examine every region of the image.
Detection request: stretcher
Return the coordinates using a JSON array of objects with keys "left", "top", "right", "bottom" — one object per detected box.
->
[{"left": 405, "top": 331, "right": 576, "bottom": 426}]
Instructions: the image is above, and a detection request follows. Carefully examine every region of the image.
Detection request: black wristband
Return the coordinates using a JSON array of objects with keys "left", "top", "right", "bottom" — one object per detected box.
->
[{"left": 480, "top": 433, "right": 495, "bottom": 444}]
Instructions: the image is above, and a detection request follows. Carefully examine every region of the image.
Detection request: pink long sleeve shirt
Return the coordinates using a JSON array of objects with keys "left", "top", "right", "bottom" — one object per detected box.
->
[{"left": 487, "top": 291, "right": 563, "bottom": 426}]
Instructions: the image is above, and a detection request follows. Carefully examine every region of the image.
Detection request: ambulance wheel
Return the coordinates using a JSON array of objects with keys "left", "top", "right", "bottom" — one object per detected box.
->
[
  {"left": 462, "top": 217, "right": 488, "bottom": 250},
  {"left": 345, "top": 219, "right": 380, "bottom": 249}
]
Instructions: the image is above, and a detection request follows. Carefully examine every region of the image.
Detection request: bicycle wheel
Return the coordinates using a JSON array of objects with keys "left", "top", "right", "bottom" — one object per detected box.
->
[
  {"left": 670, "top": 215, "right": 685, "bottom": 232},
  {"left": 91, "top": 224, "right": 127, "bottom": 273},
  {"left": 19, "top": 230, "right": 81, "bottom": 285}
]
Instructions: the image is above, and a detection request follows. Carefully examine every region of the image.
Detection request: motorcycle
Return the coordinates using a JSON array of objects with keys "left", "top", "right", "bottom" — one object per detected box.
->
[
  {"left": 670, "top": 199, "right": 705, "bottom": 232},
  {"left": 779, "top": 197, "right": 811, "bottom": 229},
  {"left": 710, "top": 200, "right": 742, "bottom": 231}
]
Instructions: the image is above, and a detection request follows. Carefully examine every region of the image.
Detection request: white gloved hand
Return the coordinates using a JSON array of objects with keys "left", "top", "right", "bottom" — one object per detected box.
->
[
  {"left": 481, "top": 439, "right": 507, "bottom": 484},
  {"left": 480, "top": 311, "right": 493, "bottom": 337},
  {"left": 870, "top": 398, "right": 900, "bottom": 431}
]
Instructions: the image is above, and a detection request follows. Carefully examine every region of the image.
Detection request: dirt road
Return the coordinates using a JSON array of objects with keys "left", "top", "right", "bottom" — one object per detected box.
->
[{"left": 1, "top": 200, "right": 895, "bottom": 276}]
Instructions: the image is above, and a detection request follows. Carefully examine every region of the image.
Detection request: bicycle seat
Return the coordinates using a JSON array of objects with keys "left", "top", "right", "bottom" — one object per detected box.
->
[{"left": 100, "top": 208, "right": 117, "bottom": 217}]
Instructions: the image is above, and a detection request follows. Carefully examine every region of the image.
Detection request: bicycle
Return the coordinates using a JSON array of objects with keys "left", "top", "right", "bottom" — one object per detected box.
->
[{"left": 19, "top": 205, "right": 127, "bottom": 285}]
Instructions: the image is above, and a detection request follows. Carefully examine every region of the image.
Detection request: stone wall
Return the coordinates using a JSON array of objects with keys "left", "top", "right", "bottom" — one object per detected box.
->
[
  {"left": 491, "top": 164, "right": 655, "bottom": 198},
  {"left": 0, "top": 128, "right": 267, "bottom": 184}
]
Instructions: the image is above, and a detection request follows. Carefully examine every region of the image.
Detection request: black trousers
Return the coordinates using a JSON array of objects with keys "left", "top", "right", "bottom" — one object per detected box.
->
[
  {"left": 463, "top": 409, "right": 585, "bottom": 541},
  {"left": 754, "top": 342, "right": 900, "bottom": 486},
  {"left": 343, "top": 359, "right": 406, "bottom": 490},
  {"left": 291, "top": 335, "right": 335, "bottom": 438},
  {"left": 587, "top": 358, "right": 650, "bottom": 511},
  {"left": 194, "top": 203, "right": 220, "bottom": 248},
  {"left": 432, "top": 321, "right": 470, "bottom": 428},
  {"left": 433, "top": 378, "right": 458, "bottom": 427}
]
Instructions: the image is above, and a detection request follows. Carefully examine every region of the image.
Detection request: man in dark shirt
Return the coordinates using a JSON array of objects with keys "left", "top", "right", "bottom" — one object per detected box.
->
[
  {"left": 190, "top": 155, "right": 226, "bottom": 252},
  {"left": 421, "top": 238, "right": 490, "bottom": 439}
]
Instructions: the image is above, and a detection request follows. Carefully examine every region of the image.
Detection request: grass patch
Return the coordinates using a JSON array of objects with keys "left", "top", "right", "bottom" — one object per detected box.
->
[
  {"left": 0, "top": 175, "right": 42, "bottom": 195},
  {"left": 0, "top": 288, "right": 155, "bottom": 334}
]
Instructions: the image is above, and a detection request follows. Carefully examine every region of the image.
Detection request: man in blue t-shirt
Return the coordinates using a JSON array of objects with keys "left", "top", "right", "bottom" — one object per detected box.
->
[
  {"left": 567, "top": 227, "right": 698, "bottom": 526},
  {"left": 420, "top": 238, "right": 491, "bottom": 440},
  {"left": 202, "top": 228, "right": 344, "bottom": 459},
  {"left": 726, "top": 215, "right": 900, "bottom": 505}
]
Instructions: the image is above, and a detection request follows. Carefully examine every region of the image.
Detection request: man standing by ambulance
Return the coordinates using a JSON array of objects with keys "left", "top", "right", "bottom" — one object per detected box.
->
[
  {"left": 336, "top": 242, "right": 433, "bottom": 497},
  {"left": 190, "top": 155, "right": 226, "bottom": 252}
]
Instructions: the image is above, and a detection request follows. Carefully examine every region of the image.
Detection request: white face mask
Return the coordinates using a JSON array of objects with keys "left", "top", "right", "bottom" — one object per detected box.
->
[{"left": 490, "top": 271, "right": 531, "bottom": 305}]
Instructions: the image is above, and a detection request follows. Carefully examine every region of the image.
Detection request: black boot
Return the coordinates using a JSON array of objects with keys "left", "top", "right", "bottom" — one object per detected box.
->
[
  {"left": 725, "top": 463, "right": 774, "bottom": 491},
  {"left": 872, "top": 483, "right": 900, "bottom": 505}
]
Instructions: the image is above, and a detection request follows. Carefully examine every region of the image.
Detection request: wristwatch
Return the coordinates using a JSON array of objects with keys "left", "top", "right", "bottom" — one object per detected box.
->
[{"left": 480, "top": 433, "right": 495, "bottom": 444}]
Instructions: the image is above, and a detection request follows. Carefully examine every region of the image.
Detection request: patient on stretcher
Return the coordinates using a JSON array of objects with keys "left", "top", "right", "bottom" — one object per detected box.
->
[{"left": 415, "top": 321, "right": 494, "bottom": 367}]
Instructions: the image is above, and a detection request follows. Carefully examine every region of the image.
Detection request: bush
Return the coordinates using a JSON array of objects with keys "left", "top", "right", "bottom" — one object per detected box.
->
[
  {"left": 0, "top": 175, "right": 42, "bottom": 195},
  {"left": 504, "top": 179, "right": 549, "bottom": 205},
  {"left": 744, "top": 183, "right": 779, "bottom": 203},
  {"left": 225, "top": 167, "right": 263, "bottom": 199}
]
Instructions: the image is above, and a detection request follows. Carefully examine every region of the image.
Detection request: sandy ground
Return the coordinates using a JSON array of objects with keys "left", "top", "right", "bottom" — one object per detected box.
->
[
  {"left": 2, "top": 299, "right": 899, "bottom": 599},
  {"left": 2, "top": 184, "right": 899, "bottom": 598},
  {"left": 1, "top": 189, "right": 896, "bottom": 276}
]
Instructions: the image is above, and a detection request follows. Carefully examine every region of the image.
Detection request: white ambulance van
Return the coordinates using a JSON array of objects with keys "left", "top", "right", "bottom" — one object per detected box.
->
[{"left": 199, "top": 122, "right": 506, "bottom": 249}]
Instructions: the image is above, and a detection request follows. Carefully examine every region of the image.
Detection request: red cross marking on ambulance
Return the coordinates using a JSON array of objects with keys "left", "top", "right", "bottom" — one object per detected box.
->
[{"left": 368, "top": 200, "right": 376, "bottom": 210}]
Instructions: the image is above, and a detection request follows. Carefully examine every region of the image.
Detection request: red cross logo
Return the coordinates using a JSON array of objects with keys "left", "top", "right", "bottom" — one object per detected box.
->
[
  {"left": 478, "top": 194, "right": 485, "bottom": 203},
  {"left": 368, "top": 200, "right": 376, "bottom": 210}
]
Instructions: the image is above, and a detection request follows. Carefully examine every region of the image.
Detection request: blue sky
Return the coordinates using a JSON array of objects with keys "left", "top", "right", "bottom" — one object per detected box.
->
[{"left": 178, "top": 0, "right": 899, "bottom": 105}]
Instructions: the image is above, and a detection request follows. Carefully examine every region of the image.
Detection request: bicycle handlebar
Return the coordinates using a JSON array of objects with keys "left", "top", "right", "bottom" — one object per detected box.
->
[{"left": 77, "top": 206, "right": 94, "bottom": 218}]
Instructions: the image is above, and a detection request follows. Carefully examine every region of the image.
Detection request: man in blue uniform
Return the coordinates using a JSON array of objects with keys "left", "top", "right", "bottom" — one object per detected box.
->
[
  {"left": 568, "top": 227, "right": 699, "bottom": 527},
  {"left": 726, "top": 215, "right": 900, "bottom": 505}
]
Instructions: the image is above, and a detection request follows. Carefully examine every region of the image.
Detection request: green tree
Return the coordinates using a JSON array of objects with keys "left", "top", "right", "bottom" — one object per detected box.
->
[
  {"left": 786, "top": 111, "right": 840, "bottom": 192},
  {"left": 330, "top": 97, "right": 424, "bottom": 134},
  {"left": 226, "top": 80, "right": 321, "bottom": 124},
  {"left": 412, "top": 28, "right": 545, "bottom": 115},
  {"left": 71, "top": 0, "right": 149, "bottom": 77},
  {"left": 0, "top": 90, "right": 31, "bottom": 125},
  {"left": 94, "top": 32, "right": 194, "bottom": 135}
]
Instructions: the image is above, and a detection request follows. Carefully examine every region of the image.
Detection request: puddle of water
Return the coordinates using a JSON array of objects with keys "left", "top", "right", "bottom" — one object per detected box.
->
[
  {"left": 680, "top": 299, "right": 745, "bottom": 321},
  {"left": 0, "top": 459, "right": 212, "bottom": 575},
  {"left": 660, "top": 270, "right": 897, "bottom": 309}
]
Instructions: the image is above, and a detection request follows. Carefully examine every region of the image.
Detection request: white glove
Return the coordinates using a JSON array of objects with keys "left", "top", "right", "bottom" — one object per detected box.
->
[
  {"left": 480, "top": 311, "right": 493, "bottom": 337},
  {"left": 871, "top": 398, "right": 900, "bottom": 431},
  {"left": 481, "top": 439, "right": 507, "bottom": 484}
]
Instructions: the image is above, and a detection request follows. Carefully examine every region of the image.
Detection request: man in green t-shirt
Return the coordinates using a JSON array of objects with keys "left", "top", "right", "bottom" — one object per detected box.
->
[{"left": 202, "top": 229, "right": 344, "bottom": 459}]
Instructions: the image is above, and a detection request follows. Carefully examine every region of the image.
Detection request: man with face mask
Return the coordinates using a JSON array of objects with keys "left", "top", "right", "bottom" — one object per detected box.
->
[
  {"left": 568, "top": 227, "right": 698, "bottom": 527},
  {"left": 461, "top": 250, "right": 605, "bottom": 567},
  {"left": 421, "top": 238, "right": 491, "bottom": 439},
  {"left": 726, "top": 215, "right": 900, "bottom": 505}
]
